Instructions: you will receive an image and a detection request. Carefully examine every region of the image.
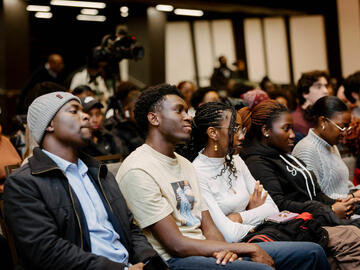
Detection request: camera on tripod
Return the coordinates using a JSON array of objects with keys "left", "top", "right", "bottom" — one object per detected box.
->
[{"left": 99, "top": 30, "right": 144, "bottom": 62}]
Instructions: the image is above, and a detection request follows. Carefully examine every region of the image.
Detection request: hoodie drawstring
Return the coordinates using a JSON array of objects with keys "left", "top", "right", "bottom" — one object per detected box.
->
[{"left": 279, "top": 154, "right": 317, "bottom": 200}]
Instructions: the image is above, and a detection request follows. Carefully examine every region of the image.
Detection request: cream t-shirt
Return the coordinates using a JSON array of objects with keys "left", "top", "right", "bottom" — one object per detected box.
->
[{"left": 116, "top": 144, "right": 207, "bottom": 260}]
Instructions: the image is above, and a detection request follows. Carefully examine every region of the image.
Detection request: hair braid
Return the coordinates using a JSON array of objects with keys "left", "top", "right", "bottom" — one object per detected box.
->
[{"left": 184, "top": 102, "right": 237, "bottom": 189}]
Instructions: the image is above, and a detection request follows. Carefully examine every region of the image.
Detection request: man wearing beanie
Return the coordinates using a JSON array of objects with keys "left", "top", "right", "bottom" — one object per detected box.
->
[{"left": 3, "top": 92, "right": 163, "bottom": 270}]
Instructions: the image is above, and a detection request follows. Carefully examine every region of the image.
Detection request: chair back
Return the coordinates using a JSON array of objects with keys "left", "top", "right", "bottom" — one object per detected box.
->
[
  {"left": 5, "top": 164, "right": 20, "bottom": 177},
  {"left": 0, "top": 195, "right": 18, "bottom": 268},
  {"left": 95, "top": 153, "right": 123, "bottom": 163},
  {"left": 1, "top": 163, "right": 21, "bottom": 268}
]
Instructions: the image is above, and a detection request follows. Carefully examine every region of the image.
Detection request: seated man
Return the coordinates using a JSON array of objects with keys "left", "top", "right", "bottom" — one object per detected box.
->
[
  {"left": 80, "top": 96, "right": 129, "bottom": 158},
  {"left": 291, "top": 70, "right": 329, "bottom": 142},
  {"left": 116, "top": 84, "right": 330, "bottom": 270},
  {"left": 4, "top": 92, "right": 162, "bottom": 269},
  {"left": 104, "top": 85, "right": 144, "bottom": 153}
]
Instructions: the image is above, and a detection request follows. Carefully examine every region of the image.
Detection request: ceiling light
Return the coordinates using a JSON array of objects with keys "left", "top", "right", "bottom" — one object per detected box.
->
[
  {"left": 174, "top": 8, "right": 203, "bottom": 17},
  {"left": 120, "top": 6, "right": 128, "bottom": 13},
  {"left": 27, "top": 5, "right": 51, "bottom": 12},
  {"left": 76, "top": 14, "right": 106, "bottom": 22},
  {"left": 80, "top": 8, "right": 98, "bottom": 15},
  {"left": 51, "top": 0, "right": 106, "bottom": 9},
  {"left": 155, "top": 4, "right": 173, "bottom": 12},
  {"left": 35, "top": 12, "right": 53, "bottom": 19}
]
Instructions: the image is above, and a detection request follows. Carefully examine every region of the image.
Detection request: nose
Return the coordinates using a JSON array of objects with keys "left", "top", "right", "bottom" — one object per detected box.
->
[
  {"left": 81, "top": 111, "right": 90, "bottom": 122},
  {"left": 289, "top": 129, "right": 295, "bottom": 139},
  {"left": 238, "top": 131, "right": 245, "bottom": 142},
  {"left": 184, "top": 111, "right": 192, "bottom": 122},
  {"left": 323, "top": 86, "right": 329, "bottom": 95}
]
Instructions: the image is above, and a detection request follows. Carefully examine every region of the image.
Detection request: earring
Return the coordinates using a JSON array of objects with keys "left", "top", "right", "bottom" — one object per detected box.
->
[
  {"left": 265, "top": 134, "right": 269, "bottom": 138},
  {"left": 322, "top": 125, "right": 325, "bottom": 130},
  {"left": 214, "top": 144, "right": 218, "bottom": 152}
]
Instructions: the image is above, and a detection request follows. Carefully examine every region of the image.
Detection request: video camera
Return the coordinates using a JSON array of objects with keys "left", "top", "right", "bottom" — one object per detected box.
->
[{"left": 99, "top": 30, "right": 144, "bottom": 62}]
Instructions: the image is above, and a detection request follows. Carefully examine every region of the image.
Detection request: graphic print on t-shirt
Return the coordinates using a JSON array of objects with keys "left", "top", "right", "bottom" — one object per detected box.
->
[{"left": 171, "top": 180, "right": 201, "bottom": 226}]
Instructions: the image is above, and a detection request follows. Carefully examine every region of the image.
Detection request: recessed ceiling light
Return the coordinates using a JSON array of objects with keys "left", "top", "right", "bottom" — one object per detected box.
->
[
  {"left": 80, "top": 8, "right": 99, "bottom": 15},
  {"left": 27, "top": 5, "right": 51, "bottom": 12},
  {"left": 121, "top": 12, "right": 128, "bottom": 18},
  {"left": 76, "top": 14, "right": 106, "bottom": 22},
  {"left": 51, "top": 0, "right": 106, "bottom": 9},
  {"left": 35, "top": 12, "right": 53, "bottom": 19},
  {"left": 174, "top": 8, "right": 203, "bottom": 17},
  {"left": 120, "top": 6, "right": 129, "bottom": 13},
  {"left": 155, "top": 4, "right": 174, "bottom": 12}
]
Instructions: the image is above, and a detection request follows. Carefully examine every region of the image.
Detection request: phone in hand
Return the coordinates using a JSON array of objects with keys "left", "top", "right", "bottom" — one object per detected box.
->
[{"left": 266, "top": 210, "right": 299, "bottom": 223}]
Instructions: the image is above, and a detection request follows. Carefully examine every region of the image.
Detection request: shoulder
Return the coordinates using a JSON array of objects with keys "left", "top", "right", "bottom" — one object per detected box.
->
[
  {"left": 293, "top": 136, "right": 316, "bottom": 156},
  {"left": 233, "top": 155, "right": 248, "bottom": 168},
  {"left": 118, "top": 146, "right": 147, "bottom": 168},
  {"left": 175, "top": 152, "right": 193, "bottom": 167},
  {"left": 5, "top": 163, "right": 31, "bottom": 183}
]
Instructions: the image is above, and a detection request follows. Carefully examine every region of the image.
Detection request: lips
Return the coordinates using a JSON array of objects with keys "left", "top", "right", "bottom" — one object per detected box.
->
[
  {"left": 235, "top": 144, "right": 243, "bottom": 149},
  {"left": 183, "top": 125, "right": 192, "bottom": 132}
]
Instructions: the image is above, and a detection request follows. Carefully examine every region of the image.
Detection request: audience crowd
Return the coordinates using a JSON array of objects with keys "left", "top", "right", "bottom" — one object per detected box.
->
[{"left": 1, "top": 49, "right": 360, "bottom": 270}]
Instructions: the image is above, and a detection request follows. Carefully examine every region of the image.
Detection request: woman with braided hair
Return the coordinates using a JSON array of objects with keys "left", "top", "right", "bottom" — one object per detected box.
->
[{"left": 188, "top": 102, "right": 279, "bottom": 243}]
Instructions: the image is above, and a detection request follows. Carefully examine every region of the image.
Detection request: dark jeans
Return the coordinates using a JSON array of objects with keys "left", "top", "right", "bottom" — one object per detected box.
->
[{"left": 167, "top": 241, "right": 330, "bottom": 270}]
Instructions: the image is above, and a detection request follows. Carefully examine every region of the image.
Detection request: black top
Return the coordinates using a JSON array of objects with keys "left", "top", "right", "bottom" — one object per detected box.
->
[{"left": 240, "top": 143, "right": 360, "bottom": 227}]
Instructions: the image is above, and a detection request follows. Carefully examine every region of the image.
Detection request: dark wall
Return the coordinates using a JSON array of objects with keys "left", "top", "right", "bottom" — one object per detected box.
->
[
  {"left": 128, "top": 9, "right": 150, "bottom": 87},
  {"left": 0, "top": 0, "right": 29, "bottom": 90},
  {"left": 128, "top": 7, "right": 166, "bottom": 87},
  {"left": 147, "top": 8, "right": 166, "bottom": 85}
]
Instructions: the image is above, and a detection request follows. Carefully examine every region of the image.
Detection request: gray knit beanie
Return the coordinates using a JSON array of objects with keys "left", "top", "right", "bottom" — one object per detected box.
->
[{"left": 27, "top": 92, "right": 80, "bottom": 144}]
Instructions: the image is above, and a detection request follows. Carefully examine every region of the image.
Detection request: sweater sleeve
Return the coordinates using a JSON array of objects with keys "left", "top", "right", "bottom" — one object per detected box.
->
[
  {"left": 245, "top": 157, "right": 314, "bottom": 213},
  {"left": 197, "top": 173, "right": 254, "bottom": 243},
  {"left": 235, "top": 157, "right": 279, "bottom": 225}
]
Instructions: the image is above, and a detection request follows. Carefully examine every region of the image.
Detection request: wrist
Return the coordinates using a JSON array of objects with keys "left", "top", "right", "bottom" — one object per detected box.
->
[{"left": 238, "top": 243, "right": 258, "bottom": 256}]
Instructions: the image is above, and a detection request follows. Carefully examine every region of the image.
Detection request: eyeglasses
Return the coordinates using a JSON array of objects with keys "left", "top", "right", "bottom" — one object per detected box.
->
[
  {"left": 216, "top": 125, "right": 247, "bottom": 135},
  {"left": 326, "top": 117, "right": 352, "bottom": 132}
]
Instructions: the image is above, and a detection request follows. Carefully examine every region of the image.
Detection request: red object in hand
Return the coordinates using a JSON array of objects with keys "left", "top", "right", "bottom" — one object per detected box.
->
[
  {"left": 354, "top": 168, "right": 360, "bottom": 186},
  {"left": 296, "top": 212, "right": 313, "bottom": 221}
]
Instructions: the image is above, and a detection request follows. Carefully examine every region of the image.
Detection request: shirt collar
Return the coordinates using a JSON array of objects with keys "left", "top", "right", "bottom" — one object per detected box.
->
[{"left": 42, "top": 149, "right": 88, "bottom": 177}]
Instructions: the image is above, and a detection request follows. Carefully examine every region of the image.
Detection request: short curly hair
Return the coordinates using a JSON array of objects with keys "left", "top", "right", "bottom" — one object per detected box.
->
[
  {"left": 297, "top": 70, "right": 329, "bottom": 105},
  {"left": 134, "top": 84, "right": 183, "bottom": 135}
]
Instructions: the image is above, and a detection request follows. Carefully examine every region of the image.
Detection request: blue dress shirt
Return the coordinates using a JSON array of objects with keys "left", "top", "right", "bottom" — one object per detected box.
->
[{"left": 43, "top": 149, "right": 129, "bottom": 264}]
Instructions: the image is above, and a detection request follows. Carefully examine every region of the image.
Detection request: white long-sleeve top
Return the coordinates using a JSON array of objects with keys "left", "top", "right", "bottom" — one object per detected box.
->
[{"left": 192, "top": 151, "right": 279, "bottom": 243}]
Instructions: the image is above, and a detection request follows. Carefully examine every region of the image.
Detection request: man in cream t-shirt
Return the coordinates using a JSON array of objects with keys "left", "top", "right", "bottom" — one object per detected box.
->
[
  {"left": 117, "top": 143, "right": 206, "bottom": 260},
  {"left": 116, "top": 84, "right": 329, "bottom": 270}
]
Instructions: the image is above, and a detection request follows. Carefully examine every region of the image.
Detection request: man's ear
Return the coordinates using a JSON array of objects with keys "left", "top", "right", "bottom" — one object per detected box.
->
[
  {"left": 302, "top": 92, "right": 309, "bottom": 101},
  {"left": 206, "top": 127, "right": 218, "bottom": 141},
  {"left": 147, "top": 112, "right": 159, "bottom": 127},
  {"left": 45, "top": 120, "right": 55, "bottom": 133}
]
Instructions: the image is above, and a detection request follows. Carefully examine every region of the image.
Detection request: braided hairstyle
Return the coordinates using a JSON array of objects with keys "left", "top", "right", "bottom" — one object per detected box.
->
[
  {"left": 250, "top": 100, "right": 288, "bottom": 139},
  {"left": 187, "top": 102, "right": 237, "bottom": 188}
]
